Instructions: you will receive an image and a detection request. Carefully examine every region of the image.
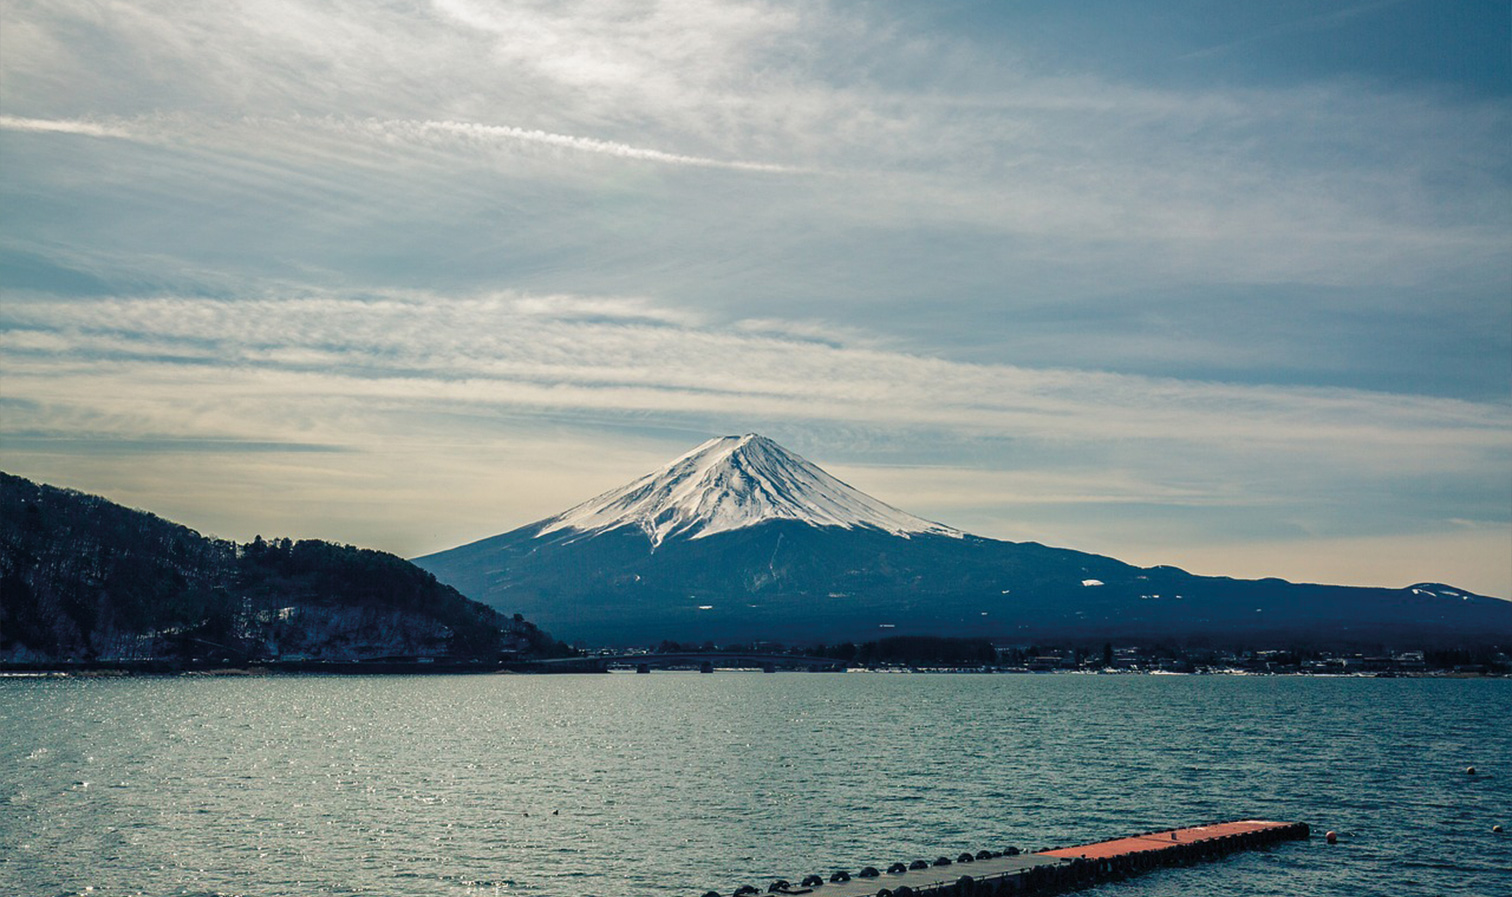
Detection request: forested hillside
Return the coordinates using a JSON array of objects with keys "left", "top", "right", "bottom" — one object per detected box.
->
[{"left": 0, "top": 472, "right": 570, "bottom": 664}]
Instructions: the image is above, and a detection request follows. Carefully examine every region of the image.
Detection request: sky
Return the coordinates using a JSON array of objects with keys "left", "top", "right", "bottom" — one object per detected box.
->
[{"left": 2, "top": 0, "right": 1509, "bottom": 597}]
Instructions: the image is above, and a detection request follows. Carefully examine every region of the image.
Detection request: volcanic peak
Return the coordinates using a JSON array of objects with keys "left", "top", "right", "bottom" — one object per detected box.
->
[{"left": 535, "top": 434, "right": 961, "bottom": 547}]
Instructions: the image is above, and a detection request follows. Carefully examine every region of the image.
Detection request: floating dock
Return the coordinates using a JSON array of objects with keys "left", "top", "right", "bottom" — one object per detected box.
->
[{"left": 703, "top": 819, "right": 1309, "bottom": 897}]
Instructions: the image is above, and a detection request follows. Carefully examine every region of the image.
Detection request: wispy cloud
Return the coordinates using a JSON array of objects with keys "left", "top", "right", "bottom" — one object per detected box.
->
[
  {"left": 3, "top": 289, "right": 1504, "bottom": 461},
  {"left": 345, "top": 117, "right": 798, "bottom": 171},
  {"left": 0, "top": 115, "right": 133, "bottom": 139},
  {"left": 0, "top": 113, "right": 796, "bottom": 172},
  {"left": 4, "top": 0, "right": 1506, "bottom": 304}
]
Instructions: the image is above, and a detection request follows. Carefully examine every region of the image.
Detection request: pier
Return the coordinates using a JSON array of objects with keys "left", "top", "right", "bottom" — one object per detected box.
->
[{"left": 702, "top": 819, "right": 1309, "bottom": 897}]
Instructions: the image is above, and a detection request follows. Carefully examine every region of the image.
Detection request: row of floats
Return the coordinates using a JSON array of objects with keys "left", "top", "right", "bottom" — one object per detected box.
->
[{"left": 702, "top": 848, "right": 1025, "bottom": 897}]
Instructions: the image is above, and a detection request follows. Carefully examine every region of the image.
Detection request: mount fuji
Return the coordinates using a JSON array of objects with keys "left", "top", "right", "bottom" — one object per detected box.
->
[
  {"left": 535, "top": 434, "right": 961, "bottom": 547},
  {"left": 414, "top": 435, "right": 1510, "bottom": 647}
]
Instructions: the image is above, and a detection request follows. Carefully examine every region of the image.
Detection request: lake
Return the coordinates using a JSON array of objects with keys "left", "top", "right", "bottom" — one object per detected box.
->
[{"left": 2, "top": 673, "right": 1508, "bottom": 897}]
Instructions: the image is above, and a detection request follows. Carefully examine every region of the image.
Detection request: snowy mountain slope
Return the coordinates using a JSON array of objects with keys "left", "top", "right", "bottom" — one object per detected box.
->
[{"left": 536, "top": 434, "right": 960, "bottom": 547}]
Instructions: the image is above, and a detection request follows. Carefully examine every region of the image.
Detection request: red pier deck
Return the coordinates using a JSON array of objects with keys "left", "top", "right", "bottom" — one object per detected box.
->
[{"left": 1041, "top": 818, "right": 1305, "bottom": 861}]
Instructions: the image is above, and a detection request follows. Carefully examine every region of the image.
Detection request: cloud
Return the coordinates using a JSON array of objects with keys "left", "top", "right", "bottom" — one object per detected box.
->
[
  {"left": 4, "top": 0, "right": 1506, "bottom": 318},
  {"left": 3, "top": 288, "right": 1504, "bottom": 457},
  {"left": 327, "top": 116, "right": 802, "bottom": 172},
  {"left": 349, "top": 118, "right": 797, "bottom": 171},
  {"left": 0, "top": 113, "right": 797, "bottom": 172},
  {"left": 0, "top": 115, "right": 133, "bottom": 139}
]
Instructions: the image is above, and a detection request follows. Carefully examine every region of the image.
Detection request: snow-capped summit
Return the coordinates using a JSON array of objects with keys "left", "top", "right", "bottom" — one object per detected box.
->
[{"left": 535, "top": 434, "right": 961, "bottom": 547}]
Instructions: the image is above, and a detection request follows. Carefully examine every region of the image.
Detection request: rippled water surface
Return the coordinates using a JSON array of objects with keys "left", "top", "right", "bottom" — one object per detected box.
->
[{"left": 2, "top": 673, "right": 1508, "bottom": 897}]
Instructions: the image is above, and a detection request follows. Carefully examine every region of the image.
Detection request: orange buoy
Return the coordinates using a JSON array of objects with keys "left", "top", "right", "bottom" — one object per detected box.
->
[{"left": 1325, "top": 831, "right": 1338, "bottom": 844}]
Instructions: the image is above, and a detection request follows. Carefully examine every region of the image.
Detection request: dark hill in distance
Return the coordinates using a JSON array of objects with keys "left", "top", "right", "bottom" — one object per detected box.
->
[
  {"left": 415, "top": 435, "right": 1512, "bottom": 648},
  {"left": 0, "top": 472, "right": 569, "bottom": 665}
]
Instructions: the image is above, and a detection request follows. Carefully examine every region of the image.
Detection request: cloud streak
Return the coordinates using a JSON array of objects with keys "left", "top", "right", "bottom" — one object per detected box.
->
[
  {"left": 0, "top": 113, "right": 796, "bottom": 173},
  {"left": 0, "top": 115, "right": 134, "bottom": 139},
  {"left": 346, "top": 117, "right": 798, "bottom": 171}
]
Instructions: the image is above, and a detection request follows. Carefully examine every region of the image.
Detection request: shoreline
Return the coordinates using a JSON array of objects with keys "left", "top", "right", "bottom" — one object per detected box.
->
[{"left": 1, "top": 663, "right": 1505, "bottom": 679}]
